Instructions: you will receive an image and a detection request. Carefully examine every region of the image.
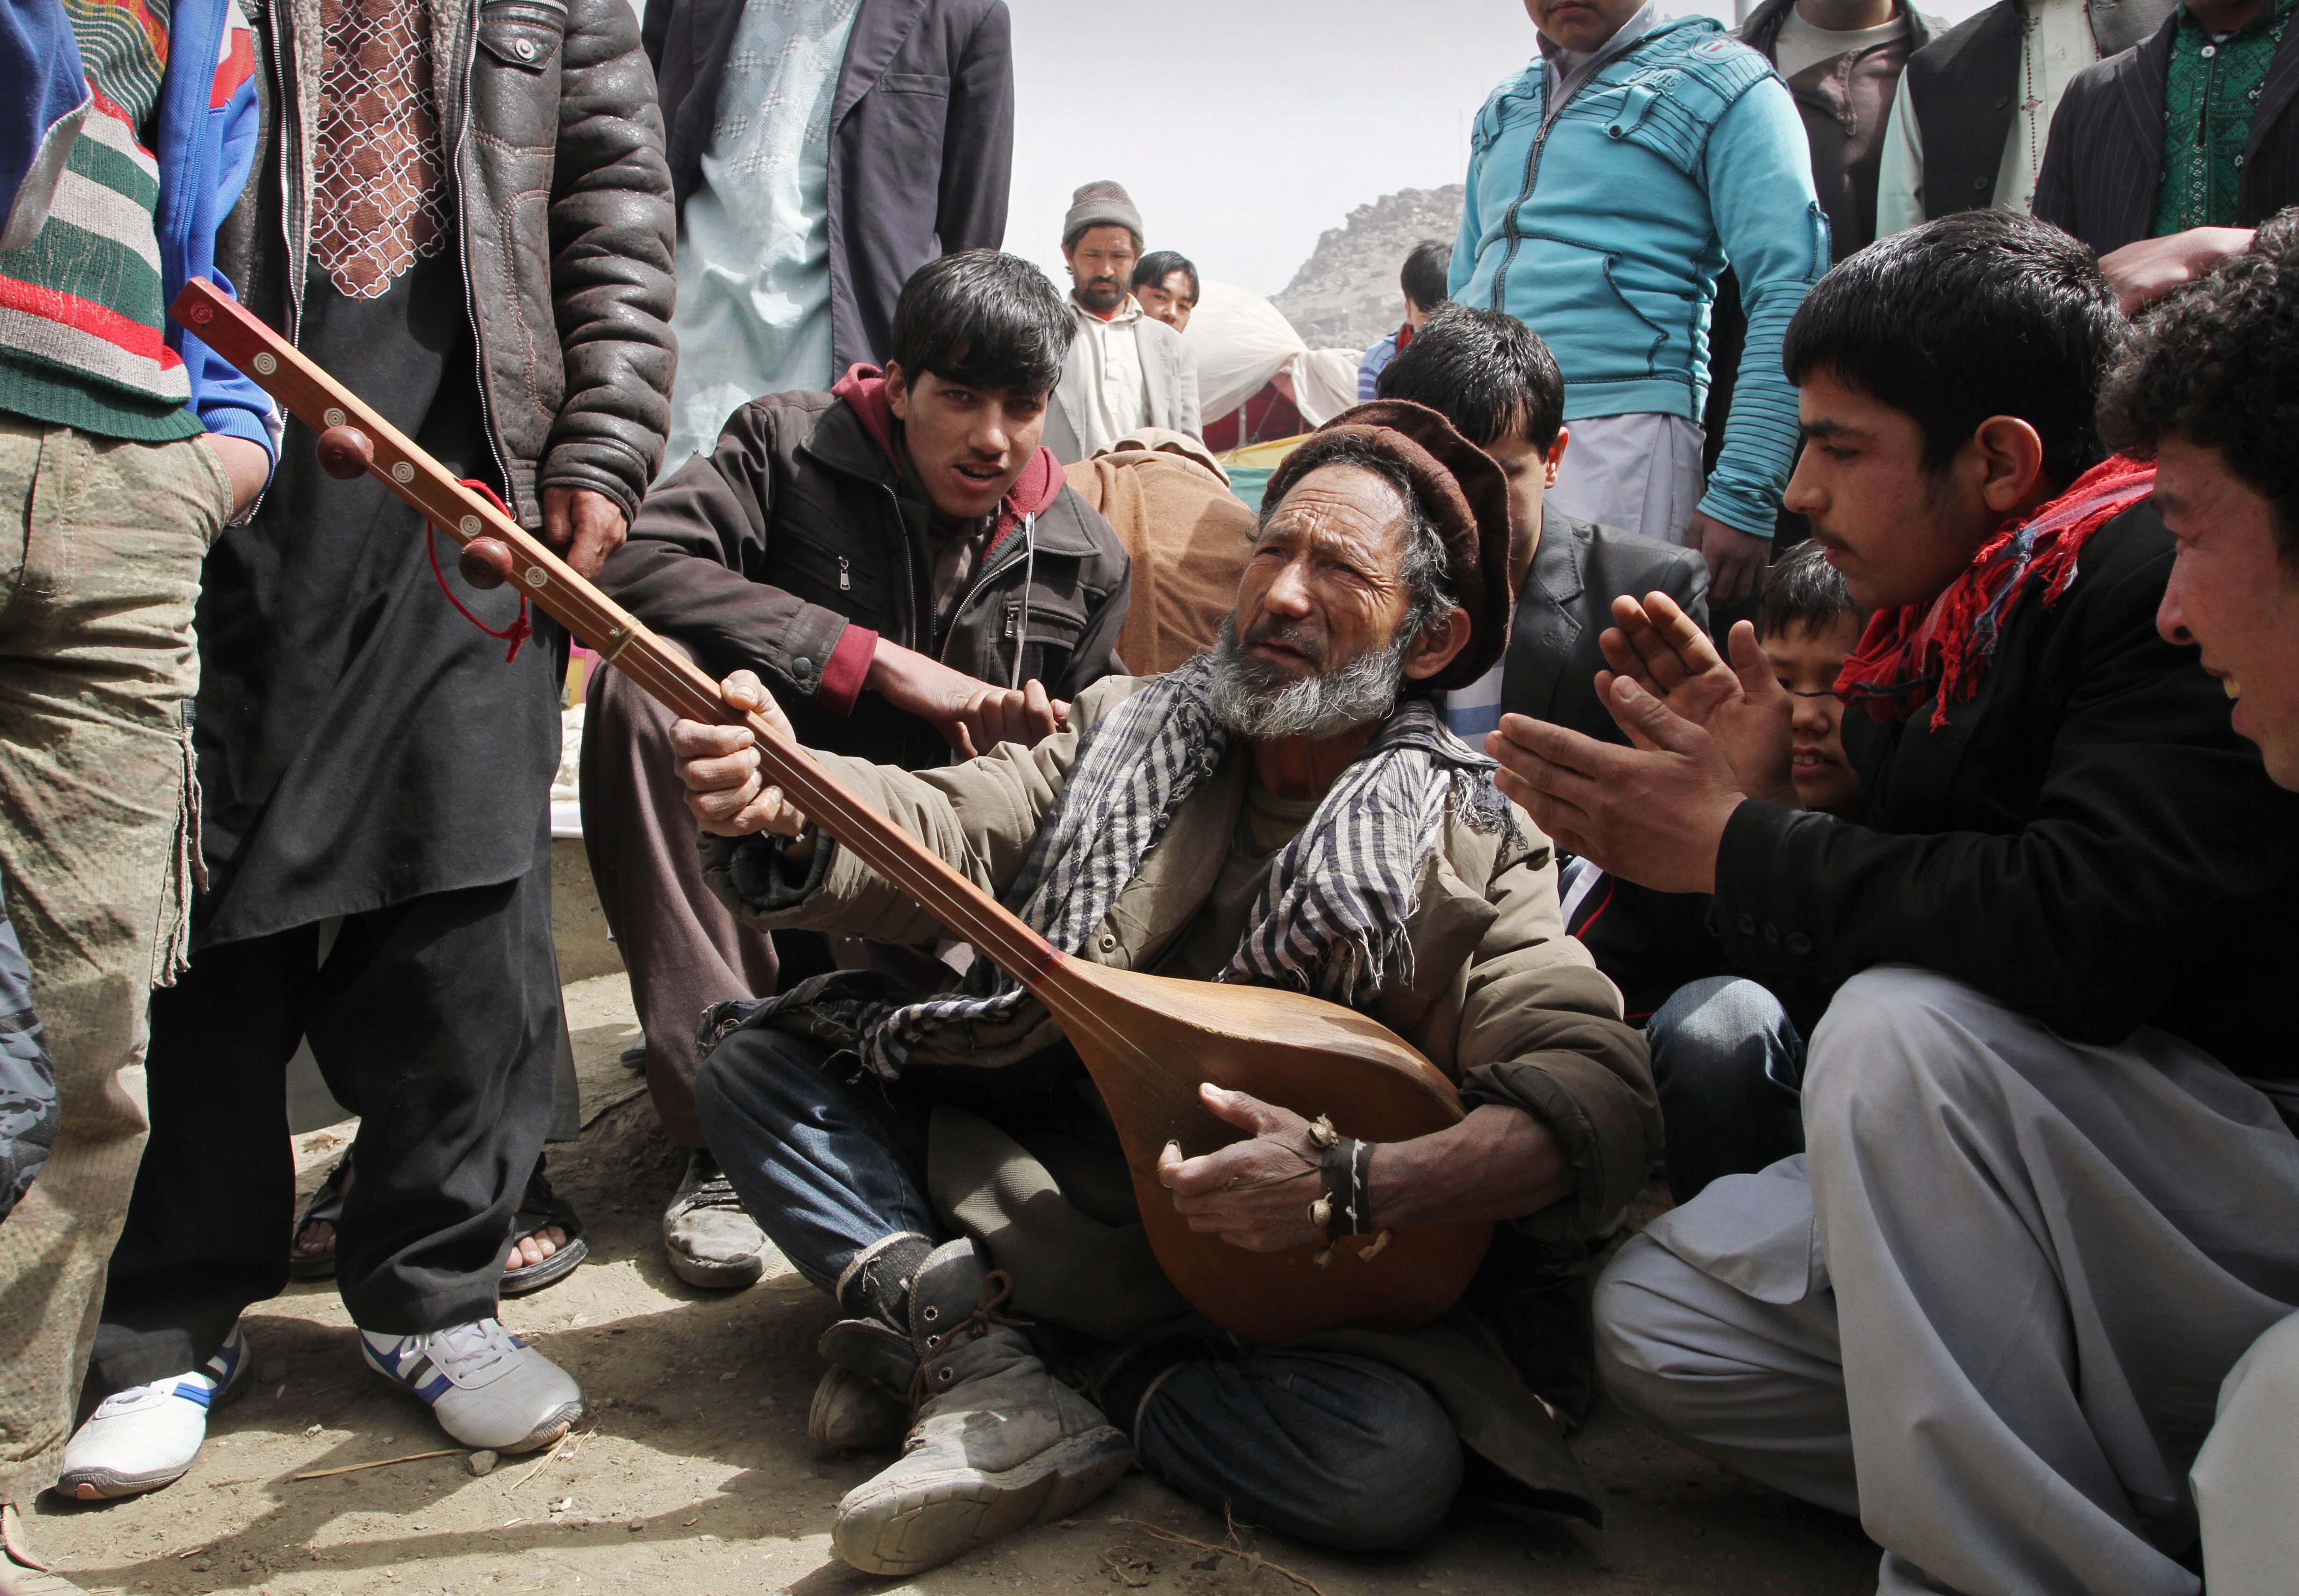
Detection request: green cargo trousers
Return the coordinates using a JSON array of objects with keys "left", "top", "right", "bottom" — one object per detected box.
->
[{"left": 0, "top": 419, "right": 232, "bottom": 1504}]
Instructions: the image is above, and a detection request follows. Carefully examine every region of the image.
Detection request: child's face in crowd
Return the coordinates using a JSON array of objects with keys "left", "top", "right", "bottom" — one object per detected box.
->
[{"left": 1763, "top": 613, "right": 1866, "bottom": 815}]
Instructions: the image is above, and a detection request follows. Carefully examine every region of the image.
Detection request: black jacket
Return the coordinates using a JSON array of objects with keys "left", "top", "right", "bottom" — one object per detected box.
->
[
  {"left": 599, "top": 390, "right": 1131, "bottom": 774},
  {"left": 643, "top": 0, "right": 1013, "bottom": 371},
  {"left": 1898, "top": 0, "right": 2174, "bottom": 223},
  {"left": 2034, "top": 12, "right": 2299, "bottom": 255},
  {"left": 1710, "top": 503, "right": 2299, "bottom": 1079},
  {"left": 1503, "top": 506, "right": 1712, "bottom": 748},
  {"left": 224, "top": 0, "right": 677, "bottom": 527}
]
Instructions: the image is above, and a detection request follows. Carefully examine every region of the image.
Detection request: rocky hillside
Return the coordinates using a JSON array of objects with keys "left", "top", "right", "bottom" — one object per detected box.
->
[{"left": 1272, "top": 185, "right": 1465, "bottom": 350}]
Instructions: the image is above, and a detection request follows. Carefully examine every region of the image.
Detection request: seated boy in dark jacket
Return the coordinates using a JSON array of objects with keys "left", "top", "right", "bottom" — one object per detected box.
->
[
  {"left": 1373, "top": 306, "right": 1710, "bottom": 747},
  {"left": 1563, "top": 542, "right": 1864, "bottom": 1201},
  {"left": 1495, "top": 210, "right": 2299, "bottom": 1596},
  {"left": 585, "top": 251, "right": 1132, "bottom": 1290}
]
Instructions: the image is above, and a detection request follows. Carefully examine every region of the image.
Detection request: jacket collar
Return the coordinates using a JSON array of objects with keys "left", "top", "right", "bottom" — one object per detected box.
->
[
  {"left": 2249, "top": 13, "right": 2299, "bottom": 159},
  {"left": 1527, "top": 501, "right": 1590, "bottom": 612},
  {"left": 2108, "top": 12, "right": 2181, "bottom": 168}
]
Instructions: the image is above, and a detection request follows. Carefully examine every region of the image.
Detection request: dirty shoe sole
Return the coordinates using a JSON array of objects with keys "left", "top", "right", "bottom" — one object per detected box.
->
[{"left": 832, "top": 1427, "right": 1132, "bottom": 1575}]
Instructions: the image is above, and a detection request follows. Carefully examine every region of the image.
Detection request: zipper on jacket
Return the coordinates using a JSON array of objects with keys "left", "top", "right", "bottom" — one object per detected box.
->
[
  {"left": 1493, "top": 85, "right": 1566, "bottom": 311},
  {"left": 877, "top": 481, "right": 925, "bottom": 649},
  {"left": 449, "top": 1, "right": 515, "bottom": 514},
  {"left": 940, "top": 512, "right": 1036, "bottom": 673},
  {"left": 263, "top": 3, "right": 304, "bottom": 343},
  {"left": 837, "top": 554, "right": 850, "bottom": 591}
]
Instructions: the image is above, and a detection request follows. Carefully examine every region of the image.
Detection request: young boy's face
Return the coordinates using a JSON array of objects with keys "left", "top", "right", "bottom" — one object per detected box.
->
[
  {"left": 1762, "top": 613, "right": 1866, "bottom": 816},
  {"left": 886, "top": 364, "right": 1047, "bottom": 521}
]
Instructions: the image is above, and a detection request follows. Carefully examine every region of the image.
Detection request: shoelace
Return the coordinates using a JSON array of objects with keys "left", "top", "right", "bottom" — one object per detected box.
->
[{"left": 425, "top": 1319, "right": 520, "bottom": 1382}]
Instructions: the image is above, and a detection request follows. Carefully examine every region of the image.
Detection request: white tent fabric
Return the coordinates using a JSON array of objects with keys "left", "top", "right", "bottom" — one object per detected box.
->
[{"left": 1182, "top": 280, "right": 1362, "bottom": 428}]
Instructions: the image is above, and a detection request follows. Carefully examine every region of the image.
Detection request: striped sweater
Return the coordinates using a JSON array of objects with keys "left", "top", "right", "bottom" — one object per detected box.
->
[{"left": 0, "top": 0, "right": 256, "bottom": 441}]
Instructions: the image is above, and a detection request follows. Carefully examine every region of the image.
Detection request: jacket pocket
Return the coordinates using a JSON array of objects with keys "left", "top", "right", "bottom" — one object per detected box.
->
[
  {"left": 1510, "top": 235, "right": 1675, "bottom": 383},
  {"left": 763, "top": 533, "right": 883, "bottom": 612},
  {"left": 471, "top": 0, "right": 565, "bottom": 151},
  {"left": 477, "top": 0, "right": 565, "bottom": 71},
  {"left": 878, "top": 71, "right": 949, "bottom": 96},
  {"left": 1592, "top": 70, "right": 1720, "bottom": 177}
]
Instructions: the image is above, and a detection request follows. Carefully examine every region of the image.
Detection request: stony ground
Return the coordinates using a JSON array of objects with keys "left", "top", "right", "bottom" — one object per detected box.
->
[{"left": 30, "top": 973, "right": 1879, "bottom": 1596}]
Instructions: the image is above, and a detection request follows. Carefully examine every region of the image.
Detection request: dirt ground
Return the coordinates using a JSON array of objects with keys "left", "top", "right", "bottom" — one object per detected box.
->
[{"left": 31, "top": 972, "right": 1879, "bottom": 1596}]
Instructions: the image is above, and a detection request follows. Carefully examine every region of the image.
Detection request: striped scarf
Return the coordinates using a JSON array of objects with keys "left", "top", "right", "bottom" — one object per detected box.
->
[{"left": 854, "top": 656, "right": 1517, "bottom": 1079}]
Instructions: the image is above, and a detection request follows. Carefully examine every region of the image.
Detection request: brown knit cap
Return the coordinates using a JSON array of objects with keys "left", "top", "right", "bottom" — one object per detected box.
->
[{"left": 1261, "top": 398, "right": 1514, "bottom": 692}]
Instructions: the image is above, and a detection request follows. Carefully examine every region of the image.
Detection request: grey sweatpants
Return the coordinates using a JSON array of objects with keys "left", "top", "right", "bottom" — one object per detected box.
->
[{"left": 1594, "top": 965, "right": 2299, "bottom": 1596}]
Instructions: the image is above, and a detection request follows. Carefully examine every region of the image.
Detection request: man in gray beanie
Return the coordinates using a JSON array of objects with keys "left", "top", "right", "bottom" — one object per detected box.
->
[{"left": 1045, "top": 180, "right": 1201, "bottom": 463}]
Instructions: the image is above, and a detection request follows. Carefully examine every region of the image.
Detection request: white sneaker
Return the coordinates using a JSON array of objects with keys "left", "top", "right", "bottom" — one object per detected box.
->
[
  {"left": 358, "top": 1318, "right": 581, "bottom": 1453},
  {"left": 57, "top": 1325, "right": 249, "bottom": 1500}
]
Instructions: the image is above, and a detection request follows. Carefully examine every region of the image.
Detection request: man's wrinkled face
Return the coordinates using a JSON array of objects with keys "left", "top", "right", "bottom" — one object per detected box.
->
[
  {"left": 1524, "top": 0, "right": 1644, "bottom": 54},
  {"left": 1763, "top": 613, "right": 1866, "bottom": 815},
  {"left": 885, "top": 363, "right": 1047, "bottom": 521},
  {"left": 1213, "top": 463, "right": 1461, "bottom": 739},
  {"left": 1785, "top": 370, "right": 1998, "bottom": 613},
  {"left": 1135, "top": 270, "right": 1198, "bottom": 332},
  {"left": 1064, "top": 226, "right": 1140, "bottom": 316},
  {"left": 2153, "top": 434, "right": 2299, "bottom": 788}
]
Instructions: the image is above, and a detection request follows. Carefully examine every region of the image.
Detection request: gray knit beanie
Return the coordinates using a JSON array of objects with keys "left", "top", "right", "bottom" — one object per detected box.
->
[{"left": 1062, "top": 180, "right": 1145, "bottom": 250}]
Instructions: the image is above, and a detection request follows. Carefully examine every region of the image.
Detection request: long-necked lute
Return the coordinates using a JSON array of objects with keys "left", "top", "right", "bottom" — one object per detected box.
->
[{"left": 172, "top": 278, "right": 1493, "bottom": 1343}]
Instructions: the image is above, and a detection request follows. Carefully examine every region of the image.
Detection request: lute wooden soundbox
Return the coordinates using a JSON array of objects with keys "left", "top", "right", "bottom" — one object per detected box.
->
[{"left": 172, "top": 279, "right": 1493, "bottom": 1344}]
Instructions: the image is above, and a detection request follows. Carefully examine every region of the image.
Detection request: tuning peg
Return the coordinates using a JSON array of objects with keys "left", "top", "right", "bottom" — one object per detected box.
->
[
  {"left": 459, "top": 537, "right": 517, "bottom": 590},
  {"left": 315, "top": 425, "right": 374, "bottom": 480}
]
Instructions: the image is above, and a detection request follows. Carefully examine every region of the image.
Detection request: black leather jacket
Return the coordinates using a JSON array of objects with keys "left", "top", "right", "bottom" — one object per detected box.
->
[{"left": 220, "top": 0, "right": 677, "bottom": 526}]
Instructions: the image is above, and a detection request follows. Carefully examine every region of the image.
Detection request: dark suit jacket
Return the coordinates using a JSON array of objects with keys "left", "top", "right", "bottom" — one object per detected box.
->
[
  {"left": 1503, "top": 506, "right": 1712, "bottom": 748},
  {"left": 2034, "top": 11, "right": 2299, "bottom": 254},
  {"left": 1901, "top": 0, "right": 2175, "bottom": 221},
  {"left": 643, "top": 0, "right": 1015, "bottom": 371}
]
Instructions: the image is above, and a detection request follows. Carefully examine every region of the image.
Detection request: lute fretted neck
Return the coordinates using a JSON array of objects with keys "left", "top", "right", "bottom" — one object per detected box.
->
[{"left": 168, "top": 279, "right": 1062, "bottom": 997}]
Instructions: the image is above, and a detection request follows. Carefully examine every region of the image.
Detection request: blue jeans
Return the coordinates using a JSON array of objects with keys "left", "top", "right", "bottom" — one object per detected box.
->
[
  {"left": 1648, "top": 976, "right": 1807, "bottom": 1204},
  {"left": 696, "top": 1026, "right": 1464, "bottom": 1550}
]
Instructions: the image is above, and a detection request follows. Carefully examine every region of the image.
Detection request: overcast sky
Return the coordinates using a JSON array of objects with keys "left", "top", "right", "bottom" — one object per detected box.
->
[{"left": 1004, "top": 0, "right": 1993, "bottom": 300}]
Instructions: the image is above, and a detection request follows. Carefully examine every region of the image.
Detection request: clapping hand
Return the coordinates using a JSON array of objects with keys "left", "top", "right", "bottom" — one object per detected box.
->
[{"left": 1598, "top": 591, "right": 1797, "bottom": 805}]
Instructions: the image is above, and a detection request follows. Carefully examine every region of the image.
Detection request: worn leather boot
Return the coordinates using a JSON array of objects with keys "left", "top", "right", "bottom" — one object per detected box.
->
[
  {"left": 830, "top": 1239, "right": 1132, "bottom": 1576},
  {"left": 806, "top": 1365, "right": 910, "bottom": 1452}
]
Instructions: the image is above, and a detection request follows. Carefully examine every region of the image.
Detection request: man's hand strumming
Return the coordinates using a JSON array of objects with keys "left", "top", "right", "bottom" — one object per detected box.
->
[
  {"left": 867, "top": 639, "right": 1068, "bottom": 756},
  {"left": 671, "top": 670, "right": 816, "bottom": 841},
  {"left": 1157, "top": 1085, "right": 1330, "bottom": 1253}
]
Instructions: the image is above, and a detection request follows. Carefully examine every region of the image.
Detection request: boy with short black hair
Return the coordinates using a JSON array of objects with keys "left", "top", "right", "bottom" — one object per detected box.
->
[
  {"left": 585, "top": 249, "right": 1133, "bottom": 1291},
  {"left": 1375, "top": 304, "right": 1709, "bottom": 746}
]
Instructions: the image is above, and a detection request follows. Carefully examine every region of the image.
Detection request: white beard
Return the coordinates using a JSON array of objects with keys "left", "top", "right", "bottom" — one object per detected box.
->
[{"left": 1206, "top": 616, "right": 1413, "bottom": 741}]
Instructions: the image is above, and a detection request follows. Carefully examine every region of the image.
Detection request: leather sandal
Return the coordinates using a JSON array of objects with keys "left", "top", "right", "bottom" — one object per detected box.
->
[
  {"left": 288, "top": 1153, "right": 353, "bottom": 1279},
  {"left": 500, "top": 1155, "right": 587, "bottom": 1297}
]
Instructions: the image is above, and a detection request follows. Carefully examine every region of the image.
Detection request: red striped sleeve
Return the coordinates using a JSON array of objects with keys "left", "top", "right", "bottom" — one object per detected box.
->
[{"left": 0, "top": 274, "right": 184, "bottom": 368}]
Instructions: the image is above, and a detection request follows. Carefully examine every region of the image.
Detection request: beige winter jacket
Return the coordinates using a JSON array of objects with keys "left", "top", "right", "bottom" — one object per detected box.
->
[{"left": 700, "top": 675, "right": 1656, "bottom": 1243}]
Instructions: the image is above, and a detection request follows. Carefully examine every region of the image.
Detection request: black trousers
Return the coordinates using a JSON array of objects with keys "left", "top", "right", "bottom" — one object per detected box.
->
[{"left": 91, "top": 851, "right": 559, "bottom": 1391}]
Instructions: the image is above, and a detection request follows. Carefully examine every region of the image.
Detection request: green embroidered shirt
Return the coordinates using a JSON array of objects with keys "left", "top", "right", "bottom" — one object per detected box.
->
[{"left": 2152, "top": 0, "right": 2298, "bottom": 235}]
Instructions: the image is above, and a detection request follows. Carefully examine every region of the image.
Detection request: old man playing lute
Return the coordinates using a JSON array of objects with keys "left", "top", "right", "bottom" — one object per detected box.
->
[{"left": 669, "top": 400, "right": 1655, "bottom": 1574}]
